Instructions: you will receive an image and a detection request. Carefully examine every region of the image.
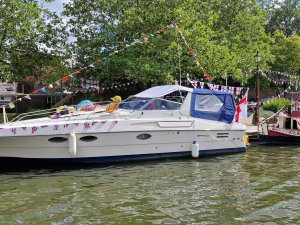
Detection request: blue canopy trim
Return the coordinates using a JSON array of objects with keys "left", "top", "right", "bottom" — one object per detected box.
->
[{"left": 190, "top": 89, "right": 236, "bottom": 124}]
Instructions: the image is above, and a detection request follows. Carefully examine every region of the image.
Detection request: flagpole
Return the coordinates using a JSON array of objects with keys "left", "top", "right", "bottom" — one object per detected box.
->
[{"left": 255, "top": 51, "right": 261, "bottom": 134}]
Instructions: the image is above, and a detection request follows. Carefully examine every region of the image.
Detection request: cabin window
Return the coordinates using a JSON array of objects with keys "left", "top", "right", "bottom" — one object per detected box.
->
[
  {"left": 194, "top": 95, "right": 223, "bottom": 112},
  {"left": 137, "top": 133, "right": 151, "bottom": 140},
  {"left": 148, "top": 99, "right": 181, "bottom": 110},
  {"left": 48, "top": 137, "right": 68, "bottom": 143},
  {"left": 118, "top": 97, "right": 149, "bottom": 110},
  {"left": 79, "top": 136, "right": 98, "bottom": 142},
  {"left": 293, "top": 120, "right": 298, "bottom": 129}
]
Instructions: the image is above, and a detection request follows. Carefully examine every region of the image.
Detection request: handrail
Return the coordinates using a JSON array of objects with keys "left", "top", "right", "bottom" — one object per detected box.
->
[
  {"left": 9, "top": 108, "right": 54, "bottom": 124},
  {"left": 48, "top": 95, "right": 61, "bottom": 106},
  {"left": 8, "top": 101, "right": 111, "bottom": 125},
  {"left": 51, "top": 94, "right": 73, "bottom": 109},
  {"left": 260, "top": 106, "right": 286, "bottom": 124}
]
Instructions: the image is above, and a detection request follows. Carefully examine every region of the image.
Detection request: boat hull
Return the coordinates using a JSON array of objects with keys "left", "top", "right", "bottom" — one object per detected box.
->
[
  {"left": 0, "top": 130, "right": 246, "bottom": 164},
  {"left": 0, "top": 147, "right": 246, "bottom": 166},
  {"left": 260, "top": 127, "right": 300, "bottom": 145}
]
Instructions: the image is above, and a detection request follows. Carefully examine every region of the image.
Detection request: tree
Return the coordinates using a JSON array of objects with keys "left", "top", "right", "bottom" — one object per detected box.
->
[
  {"left": 63, "top": 0, "right": 273, "bottom": 86},
  {"left": 0, "top": 0, "right": 70, "bottom": 82},
  {"left": 270, "top": 31, "right": 300, "bottom": 75},
  {"left": 264, "top": 0, "right": 300, "bottom": 37}
]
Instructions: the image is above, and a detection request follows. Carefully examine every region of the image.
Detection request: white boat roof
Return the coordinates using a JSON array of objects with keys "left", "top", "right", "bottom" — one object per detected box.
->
[{"left": 134, "top": 85, "right": 192, "bottom": 98}]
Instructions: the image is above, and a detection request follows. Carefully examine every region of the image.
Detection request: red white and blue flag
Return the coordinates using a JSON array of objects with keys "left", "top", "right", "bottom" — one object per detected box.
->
[{"left": 235, "top": 91, "right": 248, "bottom": 122}]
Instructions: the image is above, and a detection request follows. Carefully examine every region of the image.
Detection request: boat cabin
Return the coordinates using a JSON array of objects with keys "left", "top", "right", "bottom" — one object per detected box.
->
[{"left": 119, "top": 85, "right": 236, "bottom": 124}]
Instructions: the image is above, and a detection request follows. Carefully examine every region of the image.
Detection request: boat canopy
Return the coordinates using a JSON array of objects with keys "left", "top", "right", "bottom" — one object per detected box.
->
[
  {"left": 134, "top": 85, "right": 192, "bottom": 98},
  {"left": 190, "top": 89, "right": 236, "bottom": 124}
]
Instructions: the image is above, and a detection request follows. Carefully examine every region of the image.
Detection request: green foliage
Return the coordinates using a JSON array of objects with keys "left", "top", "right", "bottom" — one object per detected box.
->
[
  {"left": 260, "top": 109, "right": 275, "bottom": 118},
  {"left": 262, "top": 97, "right": 291, "bottom": 112},
  {"left": 0, "top": 0, "right": 69, "bottom": 82},
  {"left": 0, "top": 0, "right": 298, "bottom": 88},
  {"left": 63, "top": 0, "right": 273, "bottom": 85},
  {"left": 263, "top": 0, "right": 300, "bottom": 37},
  {"left": 270, "top": 31, "right": 300, "bottom": 75}
]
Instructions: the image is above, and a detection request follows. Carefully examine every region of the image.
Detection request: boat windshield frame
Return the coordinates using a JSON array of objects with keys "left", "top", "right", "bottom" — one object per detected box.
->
[{"left": 118, "top": 97, "right": 181, "bottom": 111}]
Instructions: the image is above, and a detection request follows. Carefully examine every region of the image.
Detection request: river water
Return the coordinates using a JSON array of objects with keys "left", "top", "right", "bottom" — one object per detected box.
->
[{"left": 0, "top": 145, "right": 299, "bottom": 225}]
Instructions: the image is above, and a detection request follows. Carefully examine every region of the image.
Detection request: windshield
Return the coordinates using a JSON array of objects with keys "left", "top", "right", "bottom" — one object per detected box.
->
[
  {"left": 119, "top": 97, "right": 149, "bottom": 110},
  {"left": 119, "top": 97, "right": 181, "bottom": 110}
]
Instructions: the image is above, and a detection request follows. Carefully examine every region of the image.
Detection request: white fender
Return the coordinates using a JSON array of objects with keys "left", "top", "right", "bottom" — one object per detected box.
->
[
  {"left": 191, "top": 141, "right": 199, "bottom": 158},
  {"left": 69, "top": 132, "right": 77, "bottom": 157}
]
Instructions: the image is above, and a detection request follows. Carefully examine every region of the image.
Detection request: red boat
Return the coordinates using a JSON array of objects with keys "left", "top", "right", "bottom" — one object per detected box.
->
[{"left": 260, "top": 93, "right": 300, "bottom": 145}]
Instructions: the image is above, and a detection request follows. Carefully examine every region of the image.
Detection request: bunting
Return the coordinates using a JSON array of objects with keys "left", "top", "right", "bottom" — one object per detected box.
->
[
  {"left": 187, "top": 77, "right": 249, "bottom": 100},
  {"left": 2, "top": 23, "right": 211, "bottom": 109},
  {"left": 262, "top": 70, "right": 300, "bottom": 86}
]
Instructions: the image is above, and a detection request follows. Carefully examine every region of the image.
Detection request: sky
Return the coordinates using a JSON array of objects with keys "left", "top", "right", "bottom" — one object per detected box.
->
[
  {"left": 40, "top": 0, "right": 70, "bottom": 14},
  {"left": 40, "top": 0, "right": 76, "bottom": 44}
]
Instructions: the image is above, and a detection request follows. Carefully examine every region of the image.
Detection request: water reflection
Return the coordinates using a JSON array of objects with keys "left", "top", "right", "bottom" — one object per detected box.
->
[{"left": 0, "top": 145, "right": 299, "bottom": 224}]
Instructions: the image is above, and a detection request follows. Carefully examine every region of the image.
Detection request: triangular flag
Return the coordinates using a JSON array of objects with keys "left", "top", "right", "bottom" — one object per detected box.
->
[
  {"left": 9, "top": 102, "right": 15, "bottom": 109},
  {"left": 24, "top": 95, "right": 31, "bottom": 100},
  {"left": 62, "top": 77, "right": 69, "bottom": 82},
  {"left": 56, "top": 80, "right": 62, "bottom": 87},
  {"left": 39, "top": 87, "right": 47, "bottom": 93}
]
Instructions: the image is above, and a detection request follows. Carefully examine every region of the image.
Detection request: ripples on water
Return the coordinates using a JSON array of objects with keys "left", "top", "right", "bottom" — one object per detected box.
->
[{"left": 0, "top": 145, "right": 299, "bottom": 225}]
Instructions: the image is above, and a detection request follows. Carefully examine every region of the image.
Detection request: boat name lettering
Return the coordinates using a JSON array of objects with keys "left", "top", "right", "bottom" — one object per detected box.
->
[
  {"left": 197, "top": 134, "right": 209, "bottom": 137},
  {"left": 271, "top": 127, "right": 300, "bottom": 136},
  {"left": 64, "top": 124, "right": 70, "bottom": 128},
  {"left": 11, "top": 128, "right": 16, "bottom": 134},
  {"left": 54, "top": 125, "right": 59, "bottom": 130}
]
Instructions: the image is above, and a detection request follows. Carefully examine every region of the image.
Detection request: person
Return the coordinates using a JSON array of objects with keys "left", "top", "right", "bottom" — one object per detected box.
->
[{"left": 106, "top": 95, "right": 122, "bottom": 113}]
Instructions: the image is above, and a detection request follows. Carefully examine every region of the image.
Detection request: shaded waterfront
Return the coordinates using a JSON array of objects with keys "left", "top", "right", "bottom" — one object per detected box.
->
[{"left": 0, "top": 145, "right": 299, "bottom": 224}]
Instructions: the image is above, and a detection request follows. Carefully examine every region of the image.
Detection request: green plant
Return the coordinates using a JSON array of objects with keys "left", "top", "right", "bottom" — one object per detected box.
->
[
  {"left": 262, "top": 98, "right": 290, "bottom": 112},
  {"left": 260, "top": 109, "right": 274, "bottom": 118}
]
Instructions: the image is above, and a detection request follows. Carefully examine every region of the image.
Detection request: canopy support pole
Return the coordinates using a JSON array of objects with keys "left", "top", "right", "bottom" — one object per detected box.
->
[{"left": 2, "top": 106, "right": 8, "bottom": 124}]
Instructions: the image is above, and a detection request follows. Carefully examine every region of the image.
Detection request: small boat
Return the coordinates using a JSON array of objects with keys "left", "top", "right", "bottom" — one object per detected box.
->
[
  {"left": 260, "top": 92, "right": 300, "bottom": 145},
  {"left": 0, "top": 85, "right": 247, "bottom": 165},
  {"left": 260, "top": 109, "right": 300, "bottom": 145}
]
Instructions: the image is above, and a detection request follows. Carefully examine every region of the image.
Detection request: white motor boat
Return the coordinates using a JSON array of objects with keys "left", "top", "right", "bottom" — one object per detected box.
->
[{"left": 0, "top": 85, "right": 247, "bottom": 165}]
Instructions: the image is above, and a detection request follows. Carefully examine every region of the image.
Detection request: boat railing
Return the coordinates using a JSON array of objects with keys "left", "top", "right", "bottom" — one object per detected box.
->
[
  {"left": 7, "top": 101, "right": 112, "bottom": 125},
  {"left": 261, "top": 106, "right": 286, "bottom": 125},
  {"left": 9, "top": 108, "right": 55, "bottom": 125}
]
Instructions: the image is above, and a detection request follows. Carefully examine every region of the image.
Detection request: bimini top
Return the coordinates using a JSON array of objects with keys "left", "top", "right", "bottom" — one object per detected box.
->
[
  {"left": 190, "top": 88, "right": 236, "bottom": 124},
  {"left": 134, "top": 85, "right": 192, "bottom": 98}
]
